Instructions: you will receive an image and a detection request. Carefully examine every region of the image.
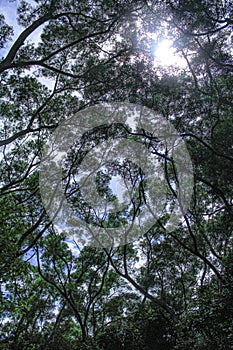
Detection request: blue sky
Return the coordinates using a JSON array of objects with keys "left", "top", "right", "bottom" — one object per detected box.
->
[
  {"left": 0, "top": 0, "right": 54, "bottom": 89},
  {"left": 0, "top": 0, "right": 22, "bottom": 57},
  {"left": 0, "top": 0, "right": 44, "bottom": 58}
]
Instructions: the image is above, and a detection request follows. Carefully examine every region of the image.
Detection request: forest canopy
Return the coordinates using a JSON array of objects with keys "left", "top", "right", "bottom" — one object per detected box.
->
[{"left": 0, "top": 0, "right": 233, "bottom": 349}]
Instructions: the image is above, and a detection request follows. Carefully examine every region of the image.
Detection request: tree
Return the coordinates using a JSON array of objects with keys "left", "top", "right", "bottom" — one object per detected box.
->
[{"left": 0, "top": 0, "right": 232, "bottom": 349}]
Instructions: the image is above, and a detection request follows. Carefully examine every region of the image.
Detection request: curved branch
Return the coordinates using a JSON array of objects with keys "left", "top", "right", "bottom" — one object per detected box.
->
[
  {"left": 0, "top": 11, "right": 120, "bottom": 74},
  {"left": 181, "top": 132, "right": 233, "bottom": 162},
  {"left": 103, "top": 247, "right": 178, "bottom": 319},
  {"left": 0, "top": 13, "right": 51, "bottom": 73}
]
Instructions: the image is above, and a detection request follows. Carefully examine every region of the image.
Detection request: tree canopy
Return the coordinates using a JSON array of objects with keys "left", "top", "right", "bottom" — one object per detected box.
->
[{"left": 0, "top": 0, "right": 232, "bottom": 349}]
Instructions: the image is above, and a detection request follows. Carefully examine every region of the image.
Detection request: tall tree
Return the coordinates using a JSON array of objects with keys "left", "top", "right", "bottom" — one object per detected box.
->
[{"left": 0, "top": 0, "right": 232, "bottom": 349}]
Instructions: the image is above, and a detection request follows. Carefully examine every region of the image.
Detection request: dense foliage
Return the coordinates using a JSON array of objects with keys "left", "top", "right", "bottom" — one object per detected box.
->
[{"left": 0, "top": 0, "right": 232, "bottom": 349}]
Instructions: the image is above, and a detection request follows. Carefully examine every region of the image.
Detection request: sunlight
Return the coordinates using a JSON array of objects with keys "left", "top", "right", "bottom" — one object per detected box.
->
[{"left": 154, "top": 39, "right": 186, "bottom": 68}]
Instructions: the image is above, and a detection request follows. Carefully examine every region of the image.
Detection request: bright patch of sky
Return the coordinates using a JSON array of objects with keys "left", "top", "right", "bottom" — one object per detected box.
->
[
  {"left": 109, "top": 174, "right": 127, "bottom": 204},
  {"left": 154, "top": 39, "right": 186, "bottom": 67},
  {"left": 24, "top": 249, "right": 37, "bottom": 266},
  {"left": 126, "top": 113, "right": 137, "bottom": 131},
  {"left": 65, "top": 238, "right": 81, "bottom": 257}
]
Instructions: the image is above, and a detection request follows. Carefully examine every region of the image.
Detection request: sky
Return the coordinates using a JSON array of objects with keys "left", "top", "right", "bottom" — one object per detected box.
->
[
  {"left": 0, "top": 0, "right": 53, "bottom": 88},
  {"left": 0, "top": 0, "right": 43, "bottom": 56}
]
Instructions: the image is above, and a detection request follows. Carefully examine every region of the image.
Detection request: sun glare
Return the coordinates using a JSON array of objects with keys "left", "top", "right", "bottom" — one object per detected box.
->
[{"left": 154, "top": 39, "right": 186, "bottom": 68}]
